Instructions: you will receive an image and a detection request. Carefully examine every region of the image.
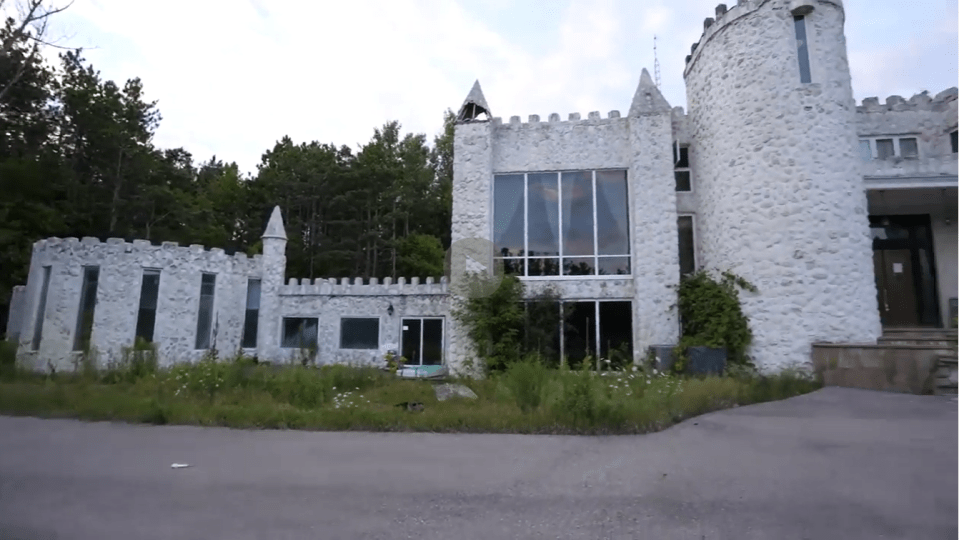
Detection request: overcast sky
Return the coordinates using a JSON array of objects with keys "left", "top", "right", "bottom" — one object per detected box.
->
[{"left": 24, "top": 0, "right": 959, "bottom": 176}]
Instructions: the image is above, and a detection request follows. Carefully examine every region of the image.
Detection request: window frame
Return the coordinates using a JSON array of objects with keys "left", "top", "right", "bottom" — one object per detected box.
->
[
  {"left": 677, "top": 214, "right": 698, "bottom": 277},
  {"left": 281, "top": 317, "right": 318, "bottom": 349},
  {"left": 492, "top": 169, "right": 632, "bottom": 280},
  {"left": 557, "top": 299, "right": 634, "bottom": 368},
  {"left": 73, "top": 265, "right": 100, "bottom": 352},
  {"left": 859, "top": 135, "right": 922, "bottom": 161},
  {"left": 241, "top": 278, "right": 261, "bottom": 349},
  {"left": 339, "top": 316, "right": 381, "bottom": 350},
  {"left": 400, "top": 317, "right": 445, "bottom": 366},
  {"left": 134, "top": 268, "right": 161, "bottom": 343},
  {"left": 674, "top": 144, "right": 692, "bottom": 193},
  {"left": 194, "top": 273, "right": 217, "bottom": 350}
]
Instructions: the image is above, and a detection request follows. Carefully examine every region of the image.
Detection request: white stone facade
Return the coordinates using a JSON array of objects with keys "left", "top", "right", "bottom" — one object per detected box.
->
[{"left": 6, "top": 0, "right": 958, "bottom": 373}]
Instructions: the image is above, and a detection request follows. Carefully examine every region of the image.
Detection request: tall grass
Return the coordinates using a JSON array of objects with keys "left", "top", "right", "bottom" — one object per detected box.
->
[{"left": 0, "top": 351, "right": 822, "bottom": 435}]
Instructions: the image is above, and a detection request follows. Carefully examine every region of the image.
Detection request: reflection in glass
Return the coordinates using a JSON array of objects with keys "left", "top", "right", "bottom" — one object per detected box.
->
[
  {"left": 596, "top": 171, "right": 629, "bottom": 255},
  {"left": 498, "top": 258, "right": 524, "bottom": 276},
  {"left": 675, "top": 170, "right": 691, "bottom": 192},
  {"left": 528, "top": 258, "right": 559, "bottom": 276},
  {"left": 562, "top": 171, "right": 594, "bottom": 256},
  {"left": 527, "top": 173, "right": 559, "bottom": 256},
  {"left": 563, "top": 257, "right": 595, "bottom": 276},
  {"left": 876, "top": 139, "right": 894, "bottom": 160},
  {"left": 597, "top": 257, "right": 630, "bottom": 276},
  {"left": 493, "top": 175, "right": 525, "bottom": 257}
]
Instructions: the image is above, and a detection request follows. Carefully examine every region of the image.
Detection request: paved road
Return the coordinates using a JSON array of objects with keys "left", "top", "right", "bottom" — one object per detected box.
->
[{"left": 0, "top": 388, "right": 956, "bottom": 540}]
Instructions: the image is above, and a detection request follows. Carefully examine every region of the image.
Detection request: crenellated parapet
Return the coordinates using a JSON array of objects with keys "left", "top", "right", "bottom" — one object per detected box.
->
[
  {"left": 491, "top": 110, "right": 624, "bottom": 130},
  {"left": 683, "top": 1, "right": 766, "bottom": 76},
  {"left": 278, "top": 276, "right": 449, "bottom": 297},
  {"left": 30, "top": 236, "right": 263, "bottom": 274},
  {"left": 856, "top": 88, "right": 958, "bottom": 114}
]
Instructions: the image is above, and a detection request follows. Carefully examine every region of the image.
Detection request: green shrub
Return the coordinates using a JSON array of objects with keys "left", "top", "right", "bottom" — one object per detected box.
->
[
  {"left": 503, "top": 356, "right": 549, "bottom": 412},
  {"left": 675, "top": 269, "right": 757, "bottom": 370},
  {"left": 0, "top": 340, "right": 17, "bottom": 380},
  {"left": 555, "top": 370, "right": 597, "bottom": 426},
  {"left": 102, "top": 338, "right": 159, "bottom": 384}
]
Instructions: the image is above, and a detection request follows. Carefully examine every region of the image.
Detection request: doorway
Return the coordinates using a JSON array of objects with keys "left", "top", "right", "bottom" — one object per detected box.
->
[
  {"left": 401, "top": 318, "right": 444, "bottom": 366},
  {"left": 870, "top": 215, "right": 941, "bottom": 328}
]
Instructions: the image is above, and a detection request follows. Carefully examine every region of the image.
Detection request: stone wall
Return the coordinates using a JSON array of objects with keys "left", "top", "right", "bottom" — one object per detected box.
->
[
  {"left": 856, "top": 89, "right": 959, "bottom": 180},
  {"left": 4, "top": 285, "right": 26, "bottom": 342},
  {"left": 684, "top": 0, "right": 882, "bottom": 370},
  {"left": 490, "top": 112, "right": 631, "bottom": 172},
  {"left": 16, "top": 237, "right": 263, "bottom": 371}
]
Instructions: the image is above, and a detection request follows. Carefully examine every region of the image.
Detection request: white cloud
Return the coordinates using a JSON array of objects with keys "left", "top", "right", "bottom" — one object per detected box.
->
[{"left": 9, "top": 0, "right": 956, "bottom": 176}]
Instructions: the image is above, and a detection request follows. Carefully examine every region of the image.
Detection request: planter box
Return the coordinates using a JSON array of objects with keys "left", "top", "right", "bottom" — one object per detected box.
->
[
  {"left": 687, "top": 346, "right": 726, "bottom": 376},
  {"left": 647, "top": 345, "right": 676, "bottom": 372}
]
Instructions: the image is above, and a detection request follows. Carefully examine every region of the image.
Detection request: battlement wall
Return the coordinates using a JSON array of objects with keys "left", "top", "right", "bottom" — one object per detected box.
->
[
  {"left": 491, "top": 111, "right": 632, "bottom": 173},
  {"left": 279, "top": 276, "right": 449, "bottom": 296}
]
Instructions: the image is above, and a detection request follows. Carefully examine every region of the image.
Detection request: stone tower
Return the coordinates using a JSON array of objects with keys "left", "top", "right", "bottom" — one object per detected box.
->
[
  {"left": 683, "top": 0, "right": 882, "bottom": 370},
  {"left": 257, "top": 205, "right": 287, "bottom": 360}
]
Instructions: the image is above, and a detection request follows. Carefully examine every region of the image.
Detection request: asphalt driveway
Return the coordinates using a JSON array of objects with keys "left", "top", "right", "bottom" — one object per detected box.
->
[{"left": 1, "top": 387, "right": 956, "bottom": 540}]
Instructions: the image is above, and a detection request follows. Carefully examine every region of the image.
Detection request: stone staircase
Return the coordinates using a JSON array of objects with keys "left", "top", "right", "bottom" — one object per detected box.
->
[{"left": 879, "top": 328, "right": 957, "bottom": 396}]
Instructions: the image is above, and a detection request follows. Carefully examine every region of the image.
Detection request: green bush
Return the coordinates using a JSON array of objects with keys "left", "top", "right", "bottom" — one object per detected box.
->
[
  {"left": 102, "top": 338, "right": 159, "bottom": 384},
  {"left": 0, "top": 340, "right": 17, "bottom": 381},
  {"left": 676, "top": 270, "right": 757, "bottom": 370},
  {"left": 502, "top": 356, "right": 549, "bottom": 412}
]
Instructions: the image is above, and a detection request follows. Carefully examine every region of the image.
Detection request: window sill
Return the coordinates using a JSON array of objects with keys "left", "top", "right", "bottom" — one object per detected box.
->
[{"left": 517, "top": 275, "right": 632, "bottom": 281}]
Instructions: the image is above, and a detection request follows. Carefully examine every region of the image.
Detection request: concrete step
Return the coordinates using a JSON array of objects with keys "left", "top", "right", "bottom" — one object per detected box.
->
[
  {"left": 882, "top": 328, "right": 958, "bottom": 340},
  {"left": 934, "top": 354, "right": 959, "bottom": 396}
]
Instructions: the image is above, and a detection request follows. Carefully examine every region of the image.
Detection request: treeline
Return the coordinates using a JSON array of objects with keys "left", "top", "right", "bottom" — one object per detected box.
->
[{"left": 0, "top": 16, "right": 456, "bottom": 327}]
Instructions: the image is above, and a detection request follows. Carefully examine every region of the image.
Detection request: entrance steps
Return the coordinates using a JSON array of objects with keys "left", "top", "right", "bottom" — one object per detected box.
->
[{"left": 812, "top": 328, "right": 958, "bottom": 395}]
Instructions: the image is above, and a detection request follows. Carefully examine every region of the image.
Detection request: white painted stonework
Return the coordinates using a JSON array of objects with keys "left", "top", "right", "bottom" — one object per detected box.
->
[{"left": 6, "top": 0, "right": 958, "bottom": 374}]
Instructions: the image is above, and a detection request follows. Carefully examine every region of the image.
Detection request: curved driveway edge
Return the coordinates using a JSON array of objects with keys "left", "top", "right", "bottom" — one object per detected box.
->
[{"left": 1, "top": 387, "right": 956, "bottom": 539}]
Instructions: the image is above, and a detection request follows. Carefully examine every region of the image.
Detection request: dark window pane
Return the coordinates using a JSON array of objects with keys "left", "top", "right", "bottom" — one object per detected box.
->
[
  {"left": 135, "top": 269, "right": 161, "bottom": 342},
  {"left": 340, "top": 317, "right": 379, "bottom": 349},
  {"left": 673, "top": 146, "right": 689, "bottom": 168},
  {"left": 564, "top": 302, "right": 596, "bottom": 369},
  {"left": 563, "top": 257, "right": 595, "bottom": 276},
  {"left": 675, "top": 170, "right": 691, "bottom": 192},
  {"left": 678, "top": 216, "right": 696, "bottom": 276},
  {"left": 527, "top": 173, "right": 559, "bottom": 256},
  {"left": 899, "top": 138, "right": 918, "bottom": 158},
  {"left": 401, "top": 318, "right": 422, "bottom": 364},
  {"left": 876, "top": 139, "right": 894, "bottom": 159},
  {"left": 493, "top": 174, "right": 525, "bottom": 257},
  {"left": 528, "top": 258, "right": 559, "bottom": 276},
  {"left": 794, "top": 16, "right": 811, "bottom": 83},
  {"left": 597, "top": 257, "right": 631, "bottom": 276},
  {"left": 195, "top": 274, "right": 216, "bottom": 349},
  {"left": 599, "top": 301, "right": 633, "bottom": 361},
  {"left": 241, "top": 279, "right": 261, "bottom": 348},
  {"left": 73, "top": 266, "right": 99, "bottom": 351},
  {"left": 498, "top": 258, "right": 524, "bottom": 276},
  {"left": 561, "top": 171, "right": 594, "bottom": 256},
  {"left": 596, "top": 170, "right": 630, "bottom": 255},
  {"left": 32, "top": 266, "right": 52, "bottom": 351},
  {"left": 422, "top": 319, "right": 443, "bottom": 366},
  {"left": 282, "top": 317, "right": 318, "bottom": 349},
  {"left": 951, "top": 130, "right": 957, "bottom": 153}
]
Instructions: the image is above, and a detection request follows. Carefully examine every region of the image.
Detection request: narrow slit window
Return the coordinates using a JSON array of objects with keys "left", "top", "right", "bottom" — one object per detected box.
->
[
  {"left": 951, "top": 130, "right": 957, "bottom": 153},
  {"left": 195, "top": 273, "right": 216, "bottom": 350},
  {"left": 31, "top": 265, "right": 52, "bottom": 351},
  {"left": 135, "top": 269, "right": 161, "bottom": 343},
  {"left": 678, "top": 216, "right": 696, "bottom": 277},
  {"left": 241, "top": 279, "right": 261, "bottom": 348},
  {"left": 674, "top": 145, "right": 691, "bottom": 192},
  {"left": 794, "top": 16, "right": 812, "bottom": 84},
  {"left": 73, "top": 266, "right": 100, "bottom": 351}
]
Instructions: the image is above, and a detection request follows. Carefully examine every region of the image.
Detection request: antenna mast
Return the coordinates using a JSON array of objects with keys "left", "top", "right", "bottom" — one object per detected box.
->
[{"left": 653, "top": 35, "right": 662, "bottom": 89}]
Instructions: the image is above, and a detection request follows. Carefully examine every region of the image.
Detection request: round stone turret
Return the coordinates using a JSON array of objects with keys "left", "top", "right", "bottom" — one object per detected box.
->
[{"left": 683, "top": 0, "right": 881, "bottom": 370}]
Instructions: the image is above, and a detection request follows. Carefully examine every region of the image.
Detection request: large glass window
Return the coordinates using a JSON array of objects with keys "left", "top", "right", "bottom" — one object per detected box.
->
[
  {"left": 340, "top": 317, "right": 379, "bottom": 349},
  {"left": 401, "top": 318, "right": 443, "bottom": 366},
  {"left": 73, "top": 266, "right": 100, "bottom": 351},
  {"left": 135, "top": 269, "right": 161, "bottom": 342},
  {"left": 241, "top": 279, "right": 261, "bottom": 349},
  {"left": 494, "top": 170, "right": 630, "bottom": 277},
  {"left": 562, "top": 300, "right": 633, "bottom": 369},
  {"left": 195, "top": 273, "right": 216, "bottom": 350}
]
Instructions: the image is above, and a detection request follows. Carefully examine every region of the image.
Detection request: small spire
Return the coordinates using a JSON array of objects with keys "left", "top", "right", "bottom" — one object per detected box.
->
[
  {"left": 456, "top": 80, "right": 491, "bottom": 123},
  {"left": 262, "top": 205, "right": 287, "bottom": 240},
  {"left": 629, "top": 68, "right": 671, "bottom": 116}
]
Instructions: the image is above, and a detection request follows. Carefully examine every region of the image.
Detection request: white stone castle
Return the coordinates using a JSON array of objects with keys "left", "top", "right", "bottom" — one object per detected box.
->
[{"left": 5, "top": 0, "right": 957, "bottom": 375}]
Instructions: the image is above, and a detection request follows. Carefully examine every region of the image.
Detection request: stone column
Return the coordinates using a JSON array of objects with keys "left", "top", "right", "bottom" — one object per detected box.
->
[{"left": 257, "top": 206, "right": 287, "bottom": 362}]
